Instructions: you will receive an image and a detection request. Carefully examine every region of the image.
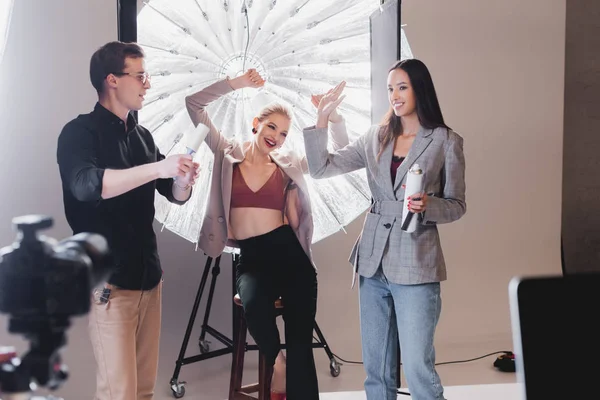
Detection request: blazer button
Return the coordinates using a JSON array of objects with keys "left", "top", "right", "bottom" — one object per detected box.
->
[
  {"left": 218, "top": 217, "right": 224, "bottom": 223},
  {"left": 209, "top": 234, "right": 215, "bottom": 240},
  {"left": 383, "top": 223, "right": 392, "bottom": 229}
]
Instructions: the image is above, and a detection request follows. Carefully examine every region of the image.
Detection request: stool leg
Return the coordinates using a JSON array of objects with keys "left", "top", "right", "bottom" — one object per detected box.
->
[
  {"left": 229, "top": 306, "right": 248, "bottom": 399},
  {"left": 258, "top": 352, "right": 273, "bottom": 400}
]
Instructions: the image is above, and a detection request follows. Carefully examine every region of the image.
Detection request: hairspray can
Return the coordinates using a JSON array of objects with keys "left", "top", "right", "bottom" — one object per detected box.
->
[{"left": 400, "top": 164, "right": 423, "bottom": 233}]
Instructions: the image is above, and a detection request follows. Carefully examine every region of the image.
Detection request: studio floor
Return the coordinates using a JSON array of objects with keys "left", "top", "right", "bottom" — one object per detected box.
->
[
  {"left": 147, "top": 336, "right": 520, "bottom": 399},
  {"left": 320, "top": 383, "right": 521, "bottom": 399}
]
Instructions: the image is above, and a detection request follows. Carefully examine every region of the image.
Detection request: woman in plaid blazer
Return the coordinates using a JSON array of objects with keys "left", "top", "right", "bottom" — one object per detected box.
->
[{"left": 303, "top": 59, "right": 466, "bottom": 400}]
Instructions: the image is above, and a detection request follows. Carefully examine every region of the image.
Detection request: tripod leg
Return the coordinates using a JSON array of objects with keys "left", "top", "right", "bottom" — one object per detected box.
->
[
  {"left": 313, "top": 321, "right": 334, "bottom": 361},
  {"left": 170, "top": 256, "right": 213, "bottom": 385},
  {"left": 198, "top": 255, "right": 222, "bottom": 351},
  {"left": 313, "top": 321, "right": 341, "bottom": 377}
]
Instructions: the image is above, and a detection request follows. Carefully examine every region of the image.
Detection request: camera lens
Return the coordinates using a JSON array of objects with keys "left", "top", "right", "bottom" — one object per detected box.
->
[{"left": 62, "top": 232, "right": 113, "bottom": 289}]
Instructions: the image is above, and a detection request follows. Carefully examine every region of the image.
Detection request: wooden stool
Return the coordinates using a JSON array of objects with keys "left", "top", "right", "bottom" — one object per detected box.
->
[{"left": 229, "top": 294, "right": 284, "bottom": 400}]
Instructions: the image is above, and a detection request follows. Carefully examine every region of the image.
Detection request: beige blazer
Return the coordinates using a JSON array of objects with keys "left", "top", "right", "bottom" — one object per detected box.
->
[{"left": 185, "top": 79, "right": 349, "bottom": 266}]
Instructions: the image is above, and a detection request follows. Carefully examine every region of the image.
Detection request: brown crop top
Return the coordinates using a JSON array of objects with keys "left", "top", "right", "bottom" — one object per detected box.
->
[{"left": 230, "top": 164, "right": 286, "bottom": 211}]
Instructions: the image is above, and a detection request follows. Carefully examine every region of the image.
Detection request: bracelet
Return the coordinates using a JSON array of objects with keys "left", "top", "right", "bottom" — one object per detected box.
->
[{"left": 174, "top": 181, "right": 191, "bottom": 190}]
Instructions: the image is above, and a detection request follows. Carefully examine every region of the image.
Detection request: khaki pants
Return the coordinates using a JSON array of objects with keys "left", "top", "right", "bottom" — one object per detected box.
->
[{"left": 89, "top": 282, "right": 162, "bottom": 400}]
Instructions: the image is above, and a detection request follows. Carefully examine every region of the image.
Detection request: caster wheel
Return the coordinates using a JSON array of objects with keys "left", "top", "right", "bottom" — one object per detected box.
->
[
  {"left": 330, "top": 359, "right": 341, "bottom": 377},
  {"left": 199, "top": 339, "right": 210, "bottom": 354},
  {"left": 170, "top": 380, "right": 185, "bottom": 399},
  {"left": 170, "top": 380, "right": 186, "bottom": 398}
]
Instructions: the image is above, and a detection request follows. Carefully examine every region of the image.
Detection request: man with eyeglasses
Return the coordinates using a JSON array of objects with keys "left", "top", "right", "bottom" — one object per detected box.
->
[{"left": 56, "top": 41, "right": 199, "bottom": 400}]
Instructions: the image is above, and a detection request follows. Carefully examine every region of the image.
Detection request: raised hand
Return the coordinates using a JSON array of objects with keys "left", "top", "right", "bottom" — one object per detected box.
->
[
  {"left": 230, "top": 68, "right": 266, "bottom": 90},
  {"left": 316, "top": 81, "right": 346, "bottom": 128},
  {"left": 311, "top": 82, "right": 345, "bottom": 123}
]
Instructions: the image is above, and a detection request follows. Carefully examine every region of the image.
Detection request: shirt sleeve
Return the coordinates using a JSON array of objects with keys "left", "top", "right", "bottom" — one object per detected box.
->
[
  {"left": 57, "top": 120, "right": 105, "bottom": 202},
  {"left": 154, "top": 150, "right": 191, "bottom": 206}
]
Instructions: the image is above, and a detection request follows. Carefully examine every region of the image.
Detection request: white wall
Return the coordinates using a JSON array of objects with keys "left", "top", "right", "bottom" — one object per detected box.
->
[
  {"left": 0, "top": 0, "right": 117, "bottom": 397},
  {"left": 0, "top": 0, "right": 117, "bottom": 239},
  {"left": 398, "top": 0, "right": 566, "bottom": 347},
  {"left": 0, "top": 0, "right": 566, "bottom": 398}
]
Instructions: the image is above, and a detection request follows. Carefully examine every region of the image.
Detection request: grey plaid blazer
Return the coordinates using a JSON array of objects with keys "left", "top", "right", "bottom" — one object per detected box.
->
[{"left": 303, "top": 123, "right": 466, "bottom": 285}]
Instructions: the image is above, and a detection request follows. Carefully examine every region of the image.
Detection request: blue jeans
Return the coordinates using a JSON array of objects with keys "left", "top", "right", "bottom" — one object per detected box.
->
[{"left": 359, "top": 269, "right": 445, "bottom": 400}]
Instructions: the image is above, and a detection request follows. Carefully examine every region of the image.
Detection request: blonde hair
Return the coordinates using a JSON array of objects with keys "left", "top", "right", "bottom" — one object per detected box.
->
[{"left": 256, "top": 103, "right": 293, "bottom": 122}]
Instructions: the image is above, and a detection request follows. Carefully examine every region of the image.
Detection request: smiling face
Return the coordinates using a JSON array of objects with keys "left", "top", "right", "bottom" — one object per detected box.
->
[
  {"left": 388, "top": 67, "right": 416, "bottom": 118},
  {"left": 110, "top": 57, "right": 151, "bottom": 112},
  {"left": 252, "top": 112, "right": 291, "bottom": 154}
]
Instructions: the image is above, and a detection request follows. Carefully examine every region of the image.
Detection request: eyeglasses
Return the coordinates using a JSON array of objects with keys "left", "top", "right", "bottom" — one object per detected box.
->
[{"left": 111, "top": 71, "right": 151, "bottom": 84}]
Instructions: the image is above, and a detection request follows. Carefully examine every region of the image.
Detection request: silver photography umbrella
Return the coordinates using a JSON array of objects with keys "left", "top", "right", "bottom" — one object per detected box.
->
[{"left": 138, "top": 0, "right": 393, "bottom": 248}]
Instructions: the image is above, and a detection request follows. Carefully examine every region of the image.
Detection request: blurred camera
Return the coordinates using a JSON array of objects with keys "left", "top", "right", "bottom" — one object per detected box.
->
[{"left": 0, "top": 215, "right": 113, "bottom": 399}]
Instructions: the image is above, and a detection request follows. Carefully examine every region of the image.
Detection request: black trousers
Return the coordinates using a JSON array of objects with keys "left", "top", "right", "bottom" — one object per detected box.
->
[{"left": 236, "top": 225, "right": 319, "bottom": 400}]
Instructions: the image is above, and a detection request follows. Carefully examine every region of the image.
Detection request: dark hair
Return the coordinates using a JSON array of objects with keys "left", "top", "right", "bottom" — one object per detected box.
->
[
  {"left": 378, "top": 59, "right": 450, "bottom": 159},
  {"left": 89, "top": 41, "right": 144, "bottom": 94}
]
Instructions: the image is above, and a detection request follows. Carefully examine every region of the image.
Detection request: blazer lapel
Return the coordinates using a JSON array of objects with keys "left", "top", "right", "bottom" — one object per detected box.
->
[
  {"left": 272, "top": 153, "right": 307, "bottom": 194},
  {"left": 377, "top": 139, "right": 396, "bottom": 200},
  {"left": 222, "top": 146, "right": 244, "bottom": 228},
  {"left": 392, "top": 127, "right": 433, "bottom": 192}
]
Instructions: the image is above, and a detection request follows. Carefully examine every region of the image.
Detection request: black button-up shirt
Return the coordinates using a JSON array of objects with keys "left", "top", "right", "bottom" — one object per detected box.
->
[{"left": 57, "top": 103, "right": 189, "bottom": 290}]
